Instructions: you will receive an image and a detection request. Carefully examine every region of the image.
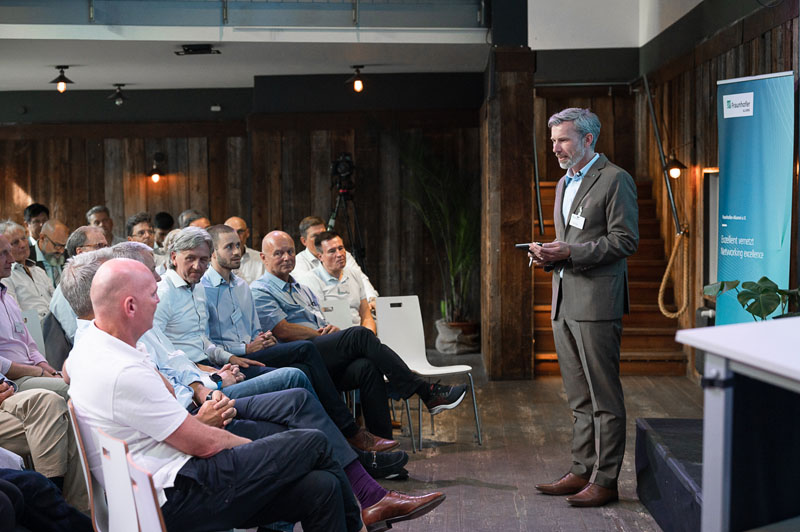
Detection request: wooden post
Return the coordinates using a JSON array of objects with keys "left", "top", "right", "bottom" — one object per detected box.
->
[{"left": 481, "top": 47, "right": 536, "bottom": 380}]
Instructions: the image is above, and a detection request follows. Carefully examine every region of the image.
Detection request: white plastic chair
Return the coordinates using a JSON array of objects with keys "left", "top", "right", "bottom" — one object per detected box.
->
[
  {"left": 96, "top": 429, "right": 139, "bottom": 532},
  {"left": 126, "top": 453, "right": 168, "bottom": 532},
  {"left": 320, "top": 298, "right": 354, "bottom": 330},
  {"left": 67, "top": 399, "right": 109, "bottom": 532},
  {"left": 376, "top": 295, "right": 482, "bottom": 451},
  {"left": 21, "top": 308, "right": 46, "bottom": 356}
]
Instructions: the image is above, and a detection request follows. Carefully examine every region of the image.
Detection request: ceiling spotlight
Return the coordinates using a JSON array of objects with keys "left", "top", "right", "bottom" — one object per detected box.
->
[
  {"left": 665, "top": 155, "right": 686, "bottom": 179},
  {"left": 108, "top": 84, "right": 128, "bottom": 106},
  {"left": 150, "top": 152, "right": 166, "bottom": 183},
  {"left": 346, "top": 65, "right": 364, "bottom": 93},
  {"left": 49, "top": 65, "right": 73, "bottom": 93}
]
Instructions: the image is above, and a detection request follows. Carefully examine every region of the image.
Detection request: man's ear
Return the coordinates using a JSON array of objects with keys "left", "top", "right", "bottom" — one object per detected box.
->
[
  {"left": 584, "top": 133, "right": 594, "bottom": 149},
  {"left": 170, "top": 251, "right": 177, "bottom": 268}
]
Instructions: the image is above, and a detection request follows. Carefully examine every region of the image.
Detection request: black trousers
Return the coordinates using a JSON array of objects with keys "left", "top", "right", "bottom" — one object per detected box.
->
[
  {"left": 245, "top": 340, "right": 360, "bottom": 437},
  {"left": 312, "top": 326, "right": 427, "bottom": 439},
  {"left": 161, "top": 428, "right": 362, "bottom": 532}
]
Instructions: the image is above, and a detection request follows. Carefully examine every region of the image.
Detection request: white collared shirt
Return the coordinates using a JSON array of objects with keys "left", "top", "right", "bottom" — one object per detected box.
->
[
  {"left": 295, "top": 265, "right": 366, "bottom": 326},
  {"left": 292, "top": 248, "right": 379, "bottom": 300},
  {"left": 2, "top": 261, "right": 54, "bottom": 321},
  {"left": 232, "top": 247, "right": 266, "bottom": 285},
  {"left": 66, "top": 322, "right": 192, "bottom": 506}
]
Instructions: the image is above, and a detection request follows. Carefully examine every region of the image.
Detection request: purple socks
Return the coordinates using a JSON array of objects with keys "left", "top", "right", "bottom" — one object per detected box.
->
[{"left": 344, "top": 459, "right": 388, "bottom": 509}]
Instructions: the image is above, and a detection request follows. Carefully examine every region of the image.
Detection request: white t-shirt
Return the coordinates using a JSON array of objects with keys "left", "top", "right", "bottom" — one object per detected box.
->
[
  {"left": 66, "top": 322, "right": 191, "bottom": 506},
  {"left": 295, "top": 265, "right": 366, "bottom": 326},
  {"left": 232, "top": 247, "right": 266, "bottom": 284}
]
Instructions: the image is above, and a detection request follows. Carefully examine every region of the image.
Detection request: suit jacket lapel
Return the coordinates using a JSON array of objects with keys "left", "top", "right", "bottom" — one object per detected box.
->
[
  {"left": 554, "top": 176, "right": 567, "bottom": 239},
  {"left": 564, "top": 154, "right": 607, "bottom": 239}
]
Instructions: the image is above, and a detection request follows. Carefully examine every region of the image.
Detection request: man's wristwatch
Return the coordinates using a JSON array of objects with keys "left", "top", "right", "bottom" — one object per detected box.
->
[{"left": 210, "top": 373, "right": 223, "bottom": 390}]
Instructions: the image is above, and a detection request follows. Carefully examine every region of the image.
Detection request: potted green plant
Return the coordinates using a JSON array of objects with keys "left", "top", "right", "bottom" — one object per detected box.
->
[
  {"left": 703, "top": 276, "right": 800, "bottom": 321},
  {"left": 402, "top": 143, "right": 480, "bottom": 353}
]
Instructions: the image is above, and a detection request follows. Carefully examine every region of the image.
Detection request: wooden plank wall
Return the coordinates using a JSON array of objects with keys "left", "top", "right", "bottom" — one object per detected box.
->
[
  {"left": 0, "top": 114, "right": 481, "bottom": 345},
  {"left": 637, "top": 6, "right": 799, "bottom": 342}
]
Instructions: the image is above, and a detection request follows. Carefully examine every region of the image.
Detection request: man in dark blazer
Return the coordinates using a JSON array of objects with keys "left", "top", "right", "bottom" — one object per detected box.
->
[{"left": 530, "top": 108, "right": 639, "bottom": 507}]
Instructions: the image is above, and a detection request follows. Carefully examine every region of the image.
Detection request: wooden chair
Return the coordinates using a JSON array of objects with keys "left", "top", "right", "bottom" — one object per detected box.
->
[
  {"left": 67, "top": 399, "right": 109, "bottom": 532},
  {"left": 126, "top": 453, "right": 167, "bottom": 532},
  {"left": 96, "top": 429, "right": 139, "bottom": 532},
  {"left": 376, "top": 295, "right": 483, "bottom": 451}
]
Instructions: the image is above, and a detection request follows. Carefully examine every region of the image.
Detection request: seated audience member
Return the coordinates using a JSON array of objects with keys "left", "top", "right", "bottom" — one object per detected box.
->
[
  {"left": 86, "top": 205, "right": 125, "bottom": 245},
  {"left": 292, "top": 216, "right": 378, "bottom": 310},
  {"left": 32, "top": 220, "right": 69, "bottom": 288},
  {"left": 155, "top": 227, "right": 181, "bottom": 273},
  {"left": 0, "top": 376, "right": 88, "bottom": 512},
  {"left": 154, "top": 226, "right": 397, "bottom": 451},
  {"left": 126, "top": 211, "right": 156, "bottom": 248},
  {"left": 252, "top": 231, "right": 468, "bottom": 438},
  {"left": 153, "top": 211, "right": 174, "bottom": 250},
  {"left": 62, "top": 247, "right": 420, "bottom": 490},
  {"left": 224, "top": 216, "right": 266, "bottom": 283},
  {"left": 0, "top": 234, "right": 67, "bottom": 401},
  {"left": 177, "top": 208, "right": 210, "bottom": 229},
  {"left": 23, "top": 203, "right": 49, "bottom": 248},
  {"left": 296, "top": 231, "right": 376, "bottom": 334},
  {"left": 201, "top": 225, "right": 396, "bottom": 450},
  {"left": 67, "top": 258, "right": 364, "bottom": 532},
  {"left": 49, "top": 226, "right": 108, "bottom": 343},
  {"left": 0, "top": 220, "right": 53, "bottom": 321}
]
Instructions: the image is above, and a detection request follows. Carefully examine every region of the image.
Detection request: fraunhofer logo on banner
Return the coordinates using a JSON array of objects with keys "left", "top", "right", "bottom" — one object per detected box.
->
[{"left": 723, "top": 92, "right": 754, "bottom": 118}]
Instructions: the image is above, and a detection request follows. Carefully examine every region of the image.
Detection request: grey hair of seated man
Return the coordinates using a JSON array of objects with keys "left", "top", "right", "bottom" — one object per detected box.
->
[
  {"left": 60, "top": 248, "right": 114, "bottom": 319},
  {"left": 167, "top": 226, "right": 212, "bottom": 269},
  {"left": 177, "top": 208, "right": 207, "bottom": 229},
  {"left": 110, "top": 240, "right": 153, "bottom": 261},
  {"left": 0, "top": 220, "right": 25, "bottom": 235},
  {"left": 65, "top": 225, "right": 105, "bottom": 257}
]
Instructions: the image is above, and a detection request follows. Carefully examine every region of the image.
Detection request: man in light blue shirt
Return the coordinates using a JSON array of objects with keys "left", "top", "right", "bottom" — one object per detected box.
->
[{"left": 203, "top": 225, "right": 398, "bottom": 452}]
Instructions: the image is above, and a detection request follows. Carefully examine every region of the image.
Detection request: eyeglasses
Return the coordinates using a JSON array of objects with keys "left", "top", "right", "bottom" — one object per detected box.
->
[
  {"left": 43, "top": 234, "right": 66, "bottom": 251},
  {"left": 80, "top": 242, "right": 107, "bottom": 251}
]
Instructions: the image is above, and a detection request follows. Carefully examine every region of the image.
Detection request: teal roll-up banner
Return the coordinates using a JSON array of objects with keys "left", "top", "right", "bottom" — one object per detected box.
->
[{"left": 716, "top": 72, "right": 794, "bottom": 325}]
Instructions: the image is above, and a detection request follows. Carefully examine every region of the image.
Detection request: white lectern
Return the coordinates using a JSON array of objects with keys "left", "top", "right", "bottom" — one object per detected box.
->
[{"left": 677, "top": 316, "right": 800, "bottom": 532}]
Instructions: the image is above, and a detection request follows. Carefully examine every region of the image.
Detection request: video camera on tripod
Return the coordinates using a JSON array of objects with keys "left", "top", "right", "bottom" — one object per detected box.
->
[{"left": 327, "top": 152, "right": 367, "bottom": 273}]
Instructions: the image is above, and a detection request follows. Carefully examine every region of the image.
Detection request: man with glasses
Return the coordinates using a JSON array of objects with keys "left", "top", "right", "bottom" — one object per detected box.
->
[
  {"left": 126, "top": 212, "right": 156, "bottom": 248},
  {"left": 49, "top": 226, "right": 107, "bottom": 344},
  {"left": 0, "top": 221, "right": 53, "bottom": 321},
  {"left": 32, "top": 221, "right": 69, "bottom": 288},
  {"left": 23, "top": 204, "right": 49, "bottom": 249}
]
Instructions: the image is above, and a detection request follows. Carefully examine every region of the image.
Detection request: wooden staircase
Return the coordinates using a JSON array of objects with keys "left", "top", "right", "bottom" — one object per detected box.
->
[{"left": 532, "top": 181, "right": 686, "bottom": 376}]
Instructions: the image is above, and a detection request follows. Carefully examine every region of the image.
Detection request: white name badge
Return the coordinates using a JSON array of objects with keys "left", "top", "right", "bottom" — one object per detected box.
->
[{"left": 569, "top": 213, "right": 586, "bottom": 230}]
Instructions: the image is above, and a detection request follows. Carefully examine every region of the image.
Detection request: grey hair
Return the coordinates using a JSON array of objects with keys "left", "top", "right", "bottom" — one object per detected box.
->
[
  {"left": 547, "top": 108, "right": 601, "bottom": 150},
  {"left": 60, "top": 248, "right": 114, "bottom": 318},
  {"left": 0, "top": 219, "right": 25, "bottom": 235},
  {"left": 178, "top": 209, "right": 207, "bottom": 229},
  {"left": 66, "top": 226, "right": 105, "bottom": 257},
  {"left": 111, "top": 241, "right": 153, "bottom": 261},
  {"left": 168, "top": 227, "right": 212, "bottom": 269},
  {"left": 85, "top": 205, "right": 110, "bottom": 222}
]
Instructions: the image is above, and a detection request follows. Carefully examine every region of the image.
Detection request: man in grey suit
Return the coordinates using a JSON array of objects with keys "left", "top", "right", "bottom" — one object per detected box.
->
[{"left": 529, "top": 108, "right": 639, "bottom": 507}]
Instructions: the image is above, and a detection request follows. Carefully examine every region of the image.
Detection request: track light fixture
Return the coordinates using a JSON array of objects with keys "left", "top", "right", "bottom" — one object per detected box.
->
[
  {"left": 346, "top": 65, "right": 364, "bottom": 93},
  {"left": 108, "top": 84, "right": 128, "bottom": 106},
  {"left": 665, "top": 154, "right": 687, "bottom": 179},
  {"left": 150, "top": 152, "right": 166, "bottom": 183},
  {"left": 49, "top": 65, "right": 73, "bottom": 93}
]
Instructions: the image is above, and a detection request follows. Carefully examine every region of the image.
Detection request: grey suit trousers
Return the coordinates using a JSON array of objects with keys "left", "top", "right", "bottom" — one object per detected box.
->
[{"left": 551, "top": 312, "right": 625, "bottom": 489}]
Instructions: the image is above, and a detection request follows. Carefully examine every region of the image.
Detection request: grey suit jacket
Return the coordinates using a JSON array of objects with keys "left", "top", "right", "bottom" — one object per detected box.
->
[{"left": 549, "top": 154, "right": 639, "bottom": 321}]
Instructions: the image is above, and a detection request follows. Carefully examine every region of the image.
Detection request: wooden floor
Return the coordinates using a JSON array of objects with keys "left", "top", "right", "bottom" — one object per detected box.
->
[{"left": 379, "top": 352, "right": 704, "bottom": 532}]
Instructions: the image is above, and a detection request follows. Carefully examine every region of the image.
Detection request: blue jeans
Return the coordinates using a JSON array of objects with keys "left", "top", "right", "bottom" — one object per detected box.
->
[{"left": 221, "top": 366, "right": 318, "bottom": 400}]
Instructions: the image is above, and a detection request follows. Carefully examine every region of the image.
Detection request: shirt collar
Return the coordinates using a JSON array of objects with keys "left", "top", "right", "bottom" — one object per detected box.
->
[
  {"left": 164, "top": 268, "right": 191, "bottom": 289},
  {"left": 84, "top": 320, "right": 149, "bottom": 362},
  {"left": 262, "top": 270, "right": 297, "bottom": 291},
  {"left": 34, "top": 243, "right": 46, "bottom": 262},
  {"left": 204, "top": 265, "right": 230, "bottom": 287},
  {"left": 566, "top": 153, "right": 600, "bottom": 183}
]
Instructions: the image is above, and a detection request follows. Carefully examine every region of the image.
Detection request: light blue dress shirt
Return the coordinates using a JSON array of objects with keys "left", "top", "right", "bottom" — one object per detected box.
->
[
  {"left": 49, "top": 285, "right": 78, "bottom": 342},
  {"left": 561, "top": 153, "right": 600, "bottom": 225},
  {"left": 250, "top": 272, "right": 327, "bottom": 333},
  {"left": 139, "top": 327, "right": 210, "bottom": 409},
  {"left": 154, "top": 269, "right": 232, "bottom": 365},
  {"left": 201, "top": 267, "right": 262, "bottom": 356}
]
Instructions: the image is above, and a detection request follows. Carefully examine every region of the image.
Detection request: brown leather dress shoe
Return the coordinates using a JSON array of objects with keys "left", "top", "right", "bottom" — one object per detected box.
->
[
  {"left": 347, "top": 428, "right": 399, "bottom": 452},
  {"left": 565, "top": 483, "right": 619, "bottom": 507},
  {"left": 535, "top": 473, "right": 590, "bottom": 495},
  {"left": 362, "top": 490, "right": 446, "bottom": 532}
]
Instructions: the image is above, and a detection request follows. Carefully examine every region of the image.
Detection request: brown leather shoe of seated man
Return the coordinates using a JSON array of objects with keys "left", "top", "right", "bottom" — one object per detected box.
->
[
  {"left": 535, "top": 472, "right": 590, "bottom": 495},
  {"left": 362, "top": 490, "right": 446, "bottom": 532},
  {"left": 565, "top": 483, "right": 619, "bottom": 507},
  {"left": 347, "top": 427, "right": 399, "bottom": 452}
]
